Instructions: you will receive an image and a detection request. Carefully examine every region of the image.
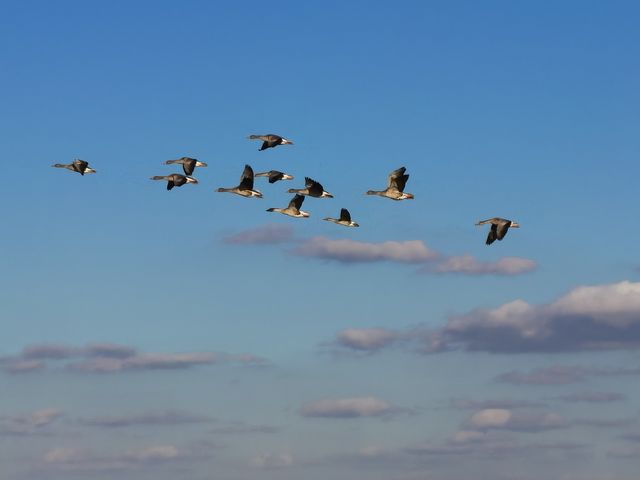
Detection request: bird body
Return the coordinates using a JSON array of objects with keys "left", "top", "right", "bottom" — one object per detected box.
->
[
  {"left": 267, "top": 194, "right": 309, "bottom": 218},
  {"left": 164, "top": 157, "right": 207, "bottom": 176},
  {"left": 150, "top": 173, "right": 198, "bottom": 190},
  {"left": 366, "top": 166, "right": 414, "bottom": 200},
  {"left": 216, "top": 164, "right": 262, "bottom": 198},
  {"left": 323, "top": 208, "right": 359, "bottom": 227},
  {"left": 248, "top": 134, "right": 293, "bottom": 151},
  {"left": 288, "top": 177, "right": 333, "bottom": 198},
  {"left": 52, "top": 159, "right": 96, "bottom": 175},
  {"left": 476, "top": 217, "right": 520, "bottom": 245},
  {"left": 255, "top": 170, "right": 294, "bottom": 184}
]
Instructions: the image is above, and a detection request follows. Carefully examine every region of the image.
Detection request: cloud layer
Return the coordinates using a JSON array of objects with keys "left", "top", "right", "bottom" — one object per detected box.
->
[
  {"left": 333, "top": 281, "right": 640, "bottom": 355},
  {"left": 300, "top": 396, "right": 397, "bottom": 418},
  {"left": 293, "top": 237, "right": 438, "bottom": 264},
  {"left": 1, "top": 343, "right": 268, "bottom": 374}
]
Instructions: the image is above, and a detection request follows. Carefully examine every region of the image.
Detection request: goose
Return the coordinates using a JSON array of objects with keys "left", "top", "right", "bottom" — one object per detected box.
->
[
  {"left": 216, "top": 164, "right": 262, "bottom": 198},
  {"left": 266, "top": 194, "right": 309, "bottom": 218},
  {"left": 255, "top": 170, "right": 294, "bottom": 184},
  {"left": 248, "top": 134, "right": 293, "bottom": 151},
  {"left": 366, "top": 166, "right": 414, "bottom": 200},
  {"left": 164, "top": 157, "right": 207, "bottom": 176},
  {"left": 287, "top": 177, "right": 333, "bottom": 198},
  {"left": 51, "top": 159, "right": 96, "bottom": 175},
  {"left": 150, "top": 173, "right": 198, "bottom": 190},
  {"left": 323, "top": 208, "right": 359, "bottom": 227},
  {"left": 475, "top": 217, "right": 520, "bottom": 245}
]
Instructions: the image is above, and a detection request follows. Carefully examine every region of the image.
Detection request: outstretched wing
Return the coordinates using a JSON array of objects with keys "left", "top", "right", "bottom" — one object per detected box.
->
[
  {"left": 392, "top": 174, "right": 409, "bottom": 192},
  {"left": 167, "top": 181, "right": 175, "bottom": 191},
  {"left": 486, "top": 224, "right": 498, "bottom": 245},
  {"left": 387, "top": 167, "right": 406, "bottom": 188},
  {"left": 239, "top": 164, "right": 254, "bottom": 190},
  {"left": 305, "top": 177, "right": 323, "bottom": 197},
  {"left": 289, "top": 194, "right": 305, "bottom": 211},
  {"left": 182, "top": 159, "right": 195, "bottom": 176},
  {"left": 339, "top": 208, "right": 351, "bottom": 222},
  {"left": 496, "top": 220, "right": 512, "bottom": 241},
  {"left": 269, "top": 171, "right": 284, "bottom": 183}
]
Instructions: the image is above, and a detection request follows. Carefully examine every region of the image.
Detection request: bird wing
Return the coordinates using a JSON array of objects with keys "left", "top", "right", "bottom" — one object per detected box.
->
[
  {"left": 239, "top": 165, "right": 254, "bottom": 190},
  {"left": 496, "top": 220, "right": 511, "bottom": 240},
  {"left": 269, "top": 171, "right": 284, "bottom": 183},
  {"left": 486, "top": 224, "right": 498, "bottom": 245},
  {"left": 182, "top": 159, "right": 195, "bottom": 176},
  {"left": 167, "top": 181, "right": 175, "bottom": 191},
  {"left": 289, "top": 194, "right": 304, "bottom": 211},
  {"left": 74, "top": 159, "right": 89, "bottom": 175},
  {"left": 392, "top": 174, "right": 409, "bottom": 192},
  {"left": 387, "top": 167, "right": 406, "bottom": 188},
  {"left": 339, "top": 208, "right": 351, "bottom": 222},
  {"left": 305, "top": 177, "right": 323, "bottom": 196}
]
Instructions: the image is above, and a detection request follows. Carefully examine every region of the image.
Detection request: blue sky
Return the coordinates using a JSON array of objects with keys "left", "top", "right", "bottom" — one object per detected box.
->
[{"left": 2, "top": 1, "right": 640, "bottom": 479}]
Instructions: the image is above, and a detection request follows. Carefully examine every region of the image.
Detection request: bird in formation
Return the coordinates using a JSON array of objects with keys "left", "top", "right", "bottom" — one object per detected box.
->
[
  {"left": 255, "top": 170, "right": 294, "bottom": 184},
  {"left": 366, "top": 166, "right": 414, "bottom": 200},
  {"left": 164, "top": 157, "right": 208, "bottom": 176},
  {"left": 248, "top": 134, "right": 294, "bottom": 151},
  {"left": 323, "top": 208, "right": 359, "bottom": 227},
  {"left": 216, "top": 164, "right": 263, "bottom": 198},
  {"left": 267, "top": 194, "right": 309, "bottom": 218},
  {"left": 52, "top": 136, "right": 522, "bottom": 247},
  {"left": 52, "top": 159, "right": 96, "bottom": 175},
  {"left": 150, "top": 173, "right": 198, "bottom": 190},
  {"left": 288, "top": 177, "right": 333, "bottom": 198},
  {"left": 475, "top": 217, "right": 520, "bottom": 245}
]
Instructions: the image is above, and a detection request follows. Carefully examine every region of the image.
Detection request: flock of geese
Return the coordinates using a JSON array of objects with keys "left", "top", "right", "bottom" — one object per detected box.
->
[{"left": 52, "top": 133, "right": 519, "bottom": 244}]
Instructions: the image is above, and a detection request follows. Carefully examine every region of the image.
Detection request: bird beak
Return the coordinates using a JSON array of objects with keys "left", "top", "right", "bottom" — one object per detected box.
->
[{"left": 407, "top": 194, "right": 415, "bottom": 199}]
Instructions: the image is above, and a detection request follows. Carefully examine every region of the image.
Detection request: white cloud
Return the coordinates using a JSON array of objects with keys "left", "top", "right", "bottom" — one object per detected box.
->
[
  {"left": 300, "top": 396, "right": 396, "bottom": 418},
  {"left": 336, "top": 328, "right": 399, "bottom": 351},
  {"left": 293, "top": 237, "right": 438, "bottom": 264},
  {"left": 426, "top": 255, "right": 537, "bottom": 276}
]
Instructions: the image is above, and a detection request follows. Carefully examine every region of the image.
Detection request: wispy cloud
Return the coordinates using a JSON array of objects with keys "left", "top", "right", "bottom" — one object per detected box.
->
[
  {"left": 223, "top": 224, "right": 294, "bottom": 245},
  {"left": 41, "top": 443, "right": 200, "bottom": 473},
  {"left": 553, "top": 392, "right": 626, "bottom": 403},
  {"left": 1, "top": 342, "right": 269, "bottom": 374},
  {"left": 300, "top": 396, "right": 400, "bottom": 419},
  {"left": 292, "top": 237, "right": 438, "bottom": 264},
  {"left": 78, "top": 410, "right": 213, "bottom": 428},
  {"left": 250, "top": 452, "right": 294, "bottom": 468},
  {"left": 496, "top": 365, "right": 640, "bottom": 385},
  {"left": 423, "top": 255, "right": 537, "bottom": 276},
  {"left": 0, "top": 409, "right": 63, "bottom": 436},
  {"left": 451, "top": 398, "right": 546, "bottom": 410},
  {"left": 335, "top": 328, "right": 400, "bottom": 352},
  {"left": 466, "top": 408, "right": 569, "bottom": 432}
]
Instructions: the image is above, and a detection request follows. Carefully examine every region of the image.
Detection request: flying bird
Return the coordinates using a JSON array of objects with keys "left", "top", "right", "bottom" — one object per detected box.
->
[
  {"left": 255, "top": 170, "right": 294, "bottom": 184},
  {"left": 476, "top": 217, "right": 520, "bottom": 245},
  {"left": 323, "top": 208, "right": 359, "bottom": 227},
  {"left": 266, "top": 194, "right": 309, "bottom": 218},
  {"left": 164, "top": 157, "right": 207, "bottom": 176},
  {"left": 247, "top": 134, "right": 293, "bottom": 151},
  {"left": 51, "top": 159, "right": 96, "bottom": 176},
  {"left": 287, "top": 177, "right": 333, "bottom": 198},
  {"left": 150, "top": 173, "right": 198, "bottom": 190},
  {"left": 216, "top": 164, "right": 262, "bottom": 198},
  {"left": 366, "top": 166, "right": 414, "bottom": 200}
]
